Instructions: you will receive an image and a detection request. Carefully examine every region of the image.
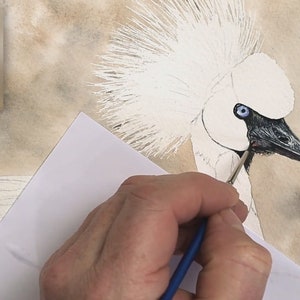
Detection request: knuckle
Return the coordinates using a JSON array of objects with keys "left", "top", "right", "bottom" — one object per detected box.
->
[
  {"left": 120, "top": 175, "right": 152, "bottom": 186},
  {"left": 126, "top": 182, "right": 163, "bottom": 211},
  {"left": 235, "top": 243, "right": 272, "bottom": 275},
  {"left": 40, "top": 258, "right": 70, "bottom": 294},
  {"left": 120, "top": 176, "right": 160, "bottom": 202},
  {"left": 129, "top": 182, "right": 157, "bottom": 202},
  {"left": 186, "top": 172, "right": 219, "bottom": 189}
]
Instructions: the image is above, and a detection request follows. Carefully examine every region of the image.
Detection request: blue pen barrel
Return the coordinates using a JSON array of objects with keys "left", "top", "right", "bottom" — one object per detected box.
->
[{"left": 160, "top": 218, "right": 208, "bottom": 300}]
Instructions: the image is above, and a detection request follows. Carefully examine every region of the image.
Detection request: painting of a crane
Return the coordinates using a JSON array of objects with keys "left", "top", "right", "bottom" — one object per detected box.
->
[{"left": 94, "top": 0, "right": 300, "bottom": 235}]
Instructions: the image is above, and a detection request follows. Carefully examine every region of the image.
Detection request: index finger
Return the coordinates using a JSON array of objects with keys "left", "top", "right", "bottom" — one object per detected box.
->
[{"left": 119, "top": 172, "right": 240, "bottom": 223}]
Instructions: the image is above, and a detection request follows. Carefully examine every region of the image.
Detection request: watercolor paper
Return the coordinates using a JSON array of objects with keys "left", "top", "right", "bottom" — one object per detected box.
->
[
  {"left": 94, "top": 0, "right": 300, "bottom": 238},
  {"left": 0, "top": 113, "right": 299, "bottom": 299}
]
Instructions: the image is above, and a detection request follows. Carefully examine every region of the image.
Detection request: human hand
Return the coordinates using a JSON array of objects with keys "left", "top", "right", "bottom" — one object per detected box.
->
[{"left": 40, "top": 173, "right": 271, "bottom": 300}]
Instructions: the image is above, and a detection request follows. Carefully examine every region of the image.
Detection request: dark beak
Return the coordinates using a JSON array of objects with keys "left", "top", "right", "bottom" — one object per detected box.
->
[
  {"left": 234, "top": 104, "right": 300, "bottom": 162},
  {"left": 250, "top": 118, "right": 300, "bottom": 161}
]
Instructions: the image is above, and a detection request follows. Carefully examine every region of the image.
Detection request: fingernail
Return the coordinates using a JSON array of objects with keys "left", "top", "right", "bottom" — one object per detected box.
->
[{"left": 220, "top": 208, "right": 245, "bottom": 232}]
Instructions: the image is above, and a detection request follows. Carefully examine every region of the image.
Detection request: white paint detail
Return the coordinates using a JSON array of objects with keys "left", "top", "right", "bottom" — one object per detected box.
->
[
  {"left": 95, "top": 0, "right": 262, "bottom": 156},
  {"left": 0, "top": 176, "right": 31, "bottom": 220},
  {"left": 202, "top": 73, "right": 249, "bottom": 151},
  {"left": 232, "top": 53, "right": 294, "bottom": 119},
  {"left": 94, "top": 0, "right": 295, "bottom": 237}
]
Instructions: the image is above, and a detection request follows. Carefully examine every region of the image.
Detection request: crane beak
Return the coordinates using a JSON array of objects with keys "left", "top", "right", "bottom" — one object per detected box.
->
[{"left": 246, "top": 114, "right": 300, "bottom": 161}]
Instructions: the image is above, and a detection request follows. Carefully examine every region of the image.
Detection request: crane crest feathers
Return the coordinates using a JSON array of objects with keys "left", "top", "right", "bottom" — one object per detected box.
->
[{"left": 94, "top": 0, "right": 262, "bottom": 157}]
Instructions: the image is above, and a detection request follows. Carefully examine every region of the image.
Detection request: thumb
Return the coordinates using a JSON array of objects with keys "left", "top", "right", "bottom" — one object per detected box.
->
[{"left": 194, "top": 208, "right": 272, "bottom": 300}]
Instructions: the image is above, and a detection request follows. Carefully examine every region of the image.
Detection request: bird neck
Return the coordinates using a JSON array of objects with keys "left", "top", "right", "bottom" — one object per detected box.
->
[{"left": 190, "top": 124, "right": 241, "bottom": 181}]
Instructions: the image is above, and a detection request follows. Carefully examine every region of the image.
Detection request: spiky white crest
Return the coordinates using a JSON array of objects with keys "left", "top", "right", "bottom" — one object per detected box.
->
[{"left": 94, "top": 0, "right": 261, "bottom": 157}]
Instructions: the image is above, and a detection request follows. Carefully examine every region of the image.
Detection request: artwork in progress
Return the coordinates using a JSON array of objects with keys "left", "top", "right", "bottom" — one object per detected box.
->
[{"left": 94, "top": 0, "right": 300, "bottom": 236}]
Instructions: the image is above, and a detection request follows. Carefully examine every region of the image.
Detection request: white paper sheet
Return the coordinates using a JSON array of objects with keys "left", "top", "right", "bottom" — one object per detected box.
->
[{"left": 0, "top": 113, "right": 299, "bottom": 300}]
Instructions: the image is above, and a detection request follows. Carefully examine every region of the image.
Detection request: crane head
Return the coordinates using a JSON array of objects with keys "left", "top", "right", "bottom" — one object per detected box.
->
[{"left": 202, "top": 53, "right": 300, "bottom": 162}]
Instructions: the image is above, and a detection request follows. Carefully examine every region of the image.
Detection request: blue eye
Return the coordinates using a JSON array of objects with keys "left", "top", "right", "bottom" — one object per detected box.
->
[{"left": 234, "top": 104, "right": 250, "bottom": 119}]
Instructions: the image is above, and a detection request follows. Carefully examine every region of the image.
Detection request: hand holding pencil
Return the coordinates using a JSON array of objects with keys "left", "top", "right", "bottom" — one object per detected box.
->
[{"left": 40, "top": 173, "right": 271, "bottom": 300}]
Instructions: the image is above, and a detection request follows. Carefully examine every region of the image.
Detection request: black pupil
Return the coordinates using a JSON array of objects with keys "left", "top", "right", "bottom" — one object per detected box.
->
[{"left": 241, "top": 109, "right": 246, "bottom": 113}]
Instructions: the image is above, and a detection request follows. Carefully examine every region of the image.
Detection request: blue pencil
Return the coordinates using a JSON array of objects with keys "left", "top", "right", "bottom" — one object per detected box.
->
[
  {"left": 160, "top": 150, "right": 250, "bottom": 300},
  {"left": 160, "top": 218, "right": 207, "bottom": 300}
]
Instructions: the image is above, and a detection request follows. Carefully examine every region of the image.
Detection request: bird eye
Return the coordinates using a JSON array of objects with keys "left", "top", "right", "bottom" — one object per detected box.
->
[{"left": 234, "top": 104, "right": 250, "bottom": 119}]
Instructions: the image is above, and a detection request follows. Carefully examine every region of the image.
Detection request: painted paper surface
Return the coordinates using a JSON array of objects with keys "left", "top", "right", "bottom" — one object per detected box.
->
[
  {"left": 95, "top": 0, "right": 300, "bottom": 242},
  {"left": 1, "top": 0, "right": 300, "bottom": 266}
]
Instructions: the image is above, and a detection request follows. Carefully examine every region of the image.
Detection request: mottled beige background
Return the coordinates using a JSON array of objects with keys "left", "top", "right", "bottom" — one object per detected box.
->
[
  {"left": 0, "top": 0, "right": 300, "bottom": 263},
  {"left": 0, "top": 6, "right": 3, "bottom": 111}
]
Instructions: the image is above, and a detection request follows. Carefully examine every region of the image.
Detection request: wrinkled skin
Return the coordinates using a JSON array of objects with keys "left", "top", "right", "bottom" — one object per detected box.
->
[{"left": 40, "top": 173, "right": 272, "bottom": 300}]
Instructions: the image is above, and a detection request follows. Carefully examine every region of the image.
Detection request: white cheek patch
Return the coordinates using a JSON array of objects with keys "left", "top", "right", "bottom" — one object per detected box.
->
[
  {"left": 232, "top": 53, "right": 294, "bottom": 119},
  {"left": 202, "top": 83, "right": 249, "bottom": 151}
]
